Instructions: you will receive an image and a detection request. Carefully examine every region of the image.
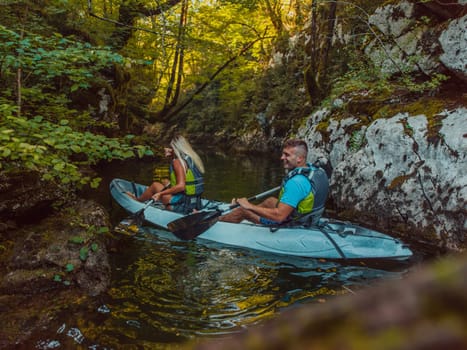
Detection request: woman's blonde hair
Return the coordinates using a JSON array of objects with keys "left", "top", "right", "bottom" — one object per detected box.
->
[{"left": 170, "top": 135, "right": 205, "bottom": 174}]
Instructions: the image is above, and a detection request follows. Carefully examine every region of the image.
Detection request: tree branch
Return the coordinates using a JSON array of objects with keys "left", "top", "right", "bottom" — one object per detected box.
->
[
  {"left": 87, "top": 0, "right": 181, "bottom": 36},
  {"left": 160, "top": 35, "right": 272, "bottom": 121}
]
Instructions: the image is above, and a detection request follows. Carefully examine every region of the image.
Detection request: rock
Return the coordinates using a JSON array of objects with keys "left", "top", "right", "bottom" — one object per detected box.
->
[
  {"left": 190, "top": 252, "right": 467, "bottom": 350},
  {"left": 0, "top": 189, "right": 113, "bottom": 348},
  {"left": 368, "top": 1, "right": 415, "bottom": 37},
  {"left": 364, "top": 1, "right": 466, "bottom": 78},
  {"left": 439, "top": 15, "right": 467, "bottom": 82},
  {"left": 0, "top": 199, "right": 111, "bottom": 296},
  {"left": 0, "top": 171, "right": 65, "bottom": 226},
  {"left": 298, "top": 107, "right": 466, "bottom": 252}
]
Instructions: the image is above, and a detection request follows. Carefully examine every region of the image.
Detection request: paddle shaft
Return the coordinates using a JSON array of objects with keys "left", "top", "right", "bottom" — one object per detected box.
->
[
  {"left": 225, "top": 185, "right": 281, "bottom": 212},
  {"left": 168, "top": 185, "right": 281, "bottom": 240},
  {"left": 132, "top": 183, "right": 170, "bottom": 224}
]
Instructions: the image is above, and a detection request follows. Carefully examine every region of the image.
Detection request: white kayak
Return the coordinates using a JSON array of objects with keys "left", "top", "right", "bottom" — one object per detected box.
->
[{"left": 110, "top": 178, "right": 413, "bottom": 260}]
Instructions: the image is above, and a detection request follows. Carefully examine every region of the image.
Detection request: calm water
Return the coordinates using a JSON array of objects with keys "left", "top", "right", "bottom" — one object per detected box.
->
[{"left": 33, "top": 150, "right": 415, "bottom": 349}]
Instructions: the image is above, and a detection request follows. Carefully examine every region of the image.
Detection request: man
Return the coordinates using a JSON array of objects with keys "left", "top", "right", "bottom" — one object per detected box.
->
[{"left": 220, "top": 139, "right": 329, "bottom": 226}]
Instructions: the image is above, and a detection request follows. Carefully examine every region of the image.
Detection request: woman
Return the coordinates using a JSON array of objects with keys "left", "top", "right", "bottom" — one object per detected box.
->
[{"left": 128, "top": 135, "right": 205, "bottom": 214}]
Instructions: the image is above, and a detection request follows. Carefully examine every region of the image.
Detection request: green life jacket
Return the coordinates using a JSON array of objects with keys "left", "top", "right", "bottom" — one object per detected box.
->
[
  {"left": 278, "top": 162, "right": 329, "bottom": 223},
  {"left": 169, "top": 155, "right": 204, "bottom": 196}
]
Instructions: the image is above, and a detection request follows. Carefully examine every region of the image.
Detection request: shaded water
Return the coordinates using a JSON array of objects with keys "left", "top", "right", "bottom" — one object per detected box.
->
[{"left": 33, "top": 150, "right": 415, "bottom": 349}]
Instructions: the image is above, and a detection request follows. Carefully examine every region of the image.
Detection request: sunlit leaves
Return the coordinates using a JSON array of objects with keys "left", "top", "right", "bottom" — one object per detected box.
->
[
  {"left": 0, "top": 24, "right": 123, "bottom": 127},
  {"left": 127, "top": 0, "right": 275, "bottom": 108},
  {"left": 0, "top": 107, "right": 154, "bottom": 188},
  {"left": 0, "top": 25, "right": 123, "bottom": 84}
]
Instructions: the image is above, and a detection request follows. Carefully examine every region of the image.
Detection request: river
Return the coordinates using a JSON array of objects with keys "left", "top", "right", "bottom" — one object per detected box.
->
[{"left": 33, "top": 149, "right": 417, "bottom": 349}]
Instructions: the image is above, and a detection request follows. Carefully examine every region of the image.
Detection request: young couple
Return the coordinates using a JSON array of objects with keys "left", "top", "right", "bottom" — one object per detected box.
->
[{"left": 130, "top": 137, "right": 328, "bottom": 226}]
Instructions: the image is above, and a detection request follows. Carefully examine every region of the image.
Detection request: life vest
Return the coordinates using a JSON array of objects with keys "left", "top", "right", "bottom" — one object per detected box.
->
[
  {"left": 278, "top": 162, "right": 329, "bottom": 223},
  {"left": 169, "top": 155, "right": 204, "bottom": 196}
]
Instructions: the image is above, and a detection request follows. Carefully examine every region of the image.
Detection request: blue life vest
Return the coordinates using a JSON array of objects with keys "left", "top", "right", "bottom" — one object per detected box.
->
[
  {"left": 279, "top": 162, "right": 329, "bottom": 223},
  {"left": 169, "top": 155, "right": 204, "bottom": 196},
  {"left": 169, "top": 155, "right": 204, "bottom": 214}
]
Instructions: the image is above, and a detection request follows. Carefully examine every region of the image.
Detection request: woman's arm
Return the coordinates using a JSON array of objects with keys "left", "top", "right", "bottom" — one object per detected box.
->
[{"left": 152, "top": 159, "right": 186, "bottom": 202}]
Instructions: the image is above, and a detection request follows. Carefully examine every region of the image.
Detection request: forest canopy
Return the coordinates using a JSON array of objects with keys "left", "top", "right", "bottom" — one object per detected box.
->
[
  {"left": 0, "top": 0, "right": 307, "bottom": 188},
  {"left": 0, "top": 0, "right": 449, "bottom": 188}
]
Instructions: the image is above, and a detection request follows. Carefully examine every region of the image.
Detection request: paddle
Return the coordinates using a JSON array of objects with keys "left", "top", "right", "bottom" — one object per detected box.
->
[
  {"left": 167, "top": 186, "right": 281, "bottom": 240},
  {"left": 129, "top": 184, "right": 170, "bottom": 226},
  {"left": 131, "top": 199, "right": 156, "bottom": 226}
]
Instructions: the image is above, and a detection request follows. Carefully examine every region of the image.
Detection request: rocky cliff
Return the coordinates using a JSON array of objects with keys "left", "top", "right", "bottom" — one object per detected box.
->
[{"left": 291, "top": 0, "right": 466, "bottom": 251}]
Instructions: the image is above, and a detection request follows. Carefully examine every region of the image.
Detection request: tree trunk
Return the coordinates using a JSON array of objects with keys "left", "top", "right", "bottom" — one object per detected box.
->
[
  {"left": 304, "top": 0, "right": 337, "bottom": 105},
  {"left": 158, "top": 38, "right": 262, "bottom": 122},
  {"left": 88, "top": 0, "right": 182, "bottom": 50},
  {"left": 162, "top": 0, "right": 188, "bottom": 112},
  {"left": 263, "top": 0, "right": 284, "bottom": 35},
  {"left": 317, "top": 1, "right": 337, "bottom": 88},
  {"left": 304, "top": 0, "right": 320, "bottom": 104}
]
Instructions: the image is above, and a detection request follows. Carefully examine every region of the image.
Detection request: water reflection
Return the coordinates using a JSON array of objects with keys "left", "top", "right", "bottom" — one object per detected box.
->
[
  {"left": 37, "top": 151, "right": 413, "bottom": 349},
  {"left": 31, "top": 224, "right": 410, "bottom": 349},
  {"left": 84, "top": 224, "right": 409, "bottom": 346}
]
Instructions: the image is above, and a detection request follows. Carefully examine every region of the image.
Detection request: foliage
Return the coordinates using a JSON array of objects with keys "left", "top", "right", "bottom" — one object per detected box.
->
[
  {"left": 0, "top": 0, "right": 455, "bottom": 152},
  {"left": 0, "top": 104, "right": 153, "bottom": 188},
  {"left": 122, "top": 0, "right": 275, "bottom": 120},
  {"left": 325, "top": 49, "right": 449, "bottom": 111},
  {"left": 349, "top": 130, "right": 366, "bottom": 152},
  {"left": 0, "top": 24, "right": 124, "bottom": 127},
  {"left": 400, "top": 73, "right": 449, "bottom": 93},
  {"left": 0, "top": 25, "right": 122, "bottom": 90}
]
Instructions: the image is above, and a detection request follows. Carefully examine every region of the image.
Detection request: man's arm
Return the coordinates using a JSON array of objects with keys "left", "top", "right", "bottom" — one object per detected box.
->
[
  {"left": 235, "top": 198, "right": 294, "bottom": 222},
  {"left": 237, "top": 175, "right": 311, "bottom": 222}
]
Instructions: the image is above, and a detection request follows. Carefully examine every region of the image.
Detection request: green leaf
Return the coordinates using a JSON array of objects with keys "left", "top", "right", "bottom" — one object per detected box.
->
[
  {"left": 53, "top": 162, "right": 65, "bottom": 171},
  {"left": 65, "top": 263, "right": 74, "bottom": 272},
  {"left": 98, "top": 226, "right": 109, "bottom": 234},
  {"left": 90, "top": 178, "right": 101, "bottom": 188},
  {"left": 2, "top": 148, "right": 11, "bottom": 157},
  {"left": 79, "top": 246, "right": 89, "bottom": 261},
  {"left": 53, "top": 274, "right": 62, "bottom": 282},
  {"left": 70, "top": 145, "right": 81, "bottom": 153},
  {"left": 69, "top": 236, "right": 84, "bottom": 244}
]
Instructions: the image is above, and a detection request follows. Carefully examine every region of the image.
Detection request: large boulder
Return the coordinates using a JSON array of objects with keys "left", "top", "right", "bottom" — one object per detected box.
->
[
  {"left": 439, "top": 14, "right": 467, "bottom": 82},
  {"left": 298, "top": 107, "right": 466, "bottom": 252},
  {"left": 364, "top": 0, "right": 466, "bottom": 79},
  {"left": 0, "top": 198, "right": 113, "bottom": 348}
]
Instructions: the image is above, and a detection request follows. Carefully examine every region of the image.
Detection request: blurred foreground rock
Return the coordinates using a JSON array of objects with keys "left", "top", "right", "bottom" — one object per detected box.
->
[{"left": 191, "top": 252, "right": 467, "bottom": 350}]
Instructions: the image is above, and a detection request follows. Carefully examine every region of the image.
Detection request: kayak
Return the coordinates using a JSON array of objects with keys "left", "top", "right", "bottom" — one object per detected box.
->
[{"left": 110, "top": 178, "right": 413, "bottom": 260}]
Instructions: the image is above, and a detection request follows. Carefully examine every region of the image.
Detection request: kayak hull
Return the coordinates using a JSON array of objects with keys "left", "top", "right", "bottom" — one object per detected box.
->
[{"left": 110, "top": 178, "right": 413, "bottom": 260}]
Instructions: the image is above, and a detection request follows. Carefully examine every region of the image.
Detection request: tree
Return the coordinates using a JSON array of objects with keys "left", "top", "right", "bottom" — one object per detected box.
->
[
  {"left": 158, "top": 0, "right": 189, "bottom": 118},
  {"left": 304, "top": 0, "right": 337, "bottom": 104}
]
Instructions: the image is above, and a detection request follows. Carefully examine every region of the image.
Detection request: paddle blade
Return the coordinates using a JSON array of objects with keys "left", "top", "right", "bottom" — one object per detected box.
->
[
  {"left": 132, "top": 208, "right": 146, "bottom": 226},
  {"left": 128, "top": 199, "right": 155, "bottom": 226},
  {"left": 168, "top": 210, "right": 221, "bottom": 240}
]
